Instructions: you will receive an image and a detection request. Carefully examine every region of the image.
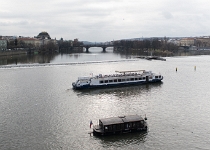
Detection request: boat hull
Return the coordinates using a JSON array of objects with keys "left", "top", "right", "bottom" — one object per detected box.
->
[
  {"left": 72, "top": 79, "right": 162, "bottom": 90},
  {"left": 93, "top": 127, "right": 147, "bottom": 136}
]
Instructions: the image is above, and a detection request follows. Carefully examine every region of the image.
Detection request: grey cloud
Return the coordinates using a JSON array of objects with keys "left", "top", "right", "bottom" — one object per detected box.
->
[
  {"left": 1, "top": 0, "right": 210, "bottom": 42},
  {"left": 162, "top": 11, "right": 173, "bottom": 19}
]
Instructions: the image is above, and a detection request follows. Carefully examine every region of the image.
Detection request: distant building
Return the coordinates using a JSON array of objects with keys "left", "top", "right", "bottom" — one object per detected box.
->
[
  {"left": 1, "top": 36, "right": 15, "bottom": 43},
  {"left": 179, "top": 38, "right": 195, "bottom": 46},
  {"left": 73, "top": 38, "right": 78, "bottom": 45},
  {"left": 167, "top": 38, "right": 180, "bottom": 45},
  {"left": 35, "top": 31, "right": 51, "bottom": 39},
  {"left": 196, "top": 37, "right": 210, "bottom": 47},
  {"left": 18, "top": 37, "right": 41, "bottom": 47},
  {"left": 0, "top": 39, "right": 7, "bottom": 51},
  {"left": 34, "top": 31, "right": 57, "bottom": 46}
]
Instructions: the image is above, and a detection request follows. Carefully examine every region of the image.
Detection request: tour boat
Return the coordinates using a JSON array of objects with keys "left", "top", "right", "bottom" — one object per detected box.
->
[
  {"left": 72, "top": 70, "right": 163, "bottom": 90},
  {"left": 92, "top": 114, "right": 148, "bottom": 136}
]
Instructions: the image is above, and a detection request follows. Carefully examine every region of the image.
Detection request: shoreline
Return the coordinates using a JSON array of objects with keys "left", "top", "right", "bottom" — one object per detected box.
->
[
  {"left": 1, "top": 49, "right": 210, "bottom": 57},
  {"left": 0, "top": 50, "right": 27, "bottom": 57}
]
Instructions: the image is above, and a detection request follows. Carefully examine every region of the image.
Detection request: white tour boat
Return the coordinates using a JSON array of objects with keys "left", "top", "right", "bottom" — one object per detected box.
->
[{"left": 72, "top": 70, "right": 163, "bottom": 90}]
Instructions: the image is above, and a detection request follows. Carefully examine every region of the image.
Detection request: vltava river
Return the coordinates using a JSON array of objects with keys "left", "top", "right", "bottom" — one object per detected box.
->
[{"left": 0, "top": 48, "right": 210, "bottom": 149}]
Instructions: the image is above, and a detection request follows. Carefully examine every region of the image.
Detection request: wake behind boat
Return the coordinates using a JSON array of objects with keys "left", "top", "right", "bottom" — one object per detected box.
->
[{"left": 72, "top": 70, "right": 163, "bottom": 90}]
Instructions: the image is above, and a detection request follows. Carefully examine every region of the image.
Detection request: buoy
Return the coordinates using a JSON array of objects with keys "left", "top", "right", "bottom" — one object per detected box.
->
[{"left": 176, "top": 67, "right": 177, "bottom": 72}]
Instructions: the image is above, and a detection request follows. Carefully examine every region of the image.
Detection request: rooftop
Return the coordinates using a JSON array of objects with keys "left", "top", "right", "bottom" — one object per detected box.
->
[{"left": 100, "top": 115, "right": 144, "bottom": 125}]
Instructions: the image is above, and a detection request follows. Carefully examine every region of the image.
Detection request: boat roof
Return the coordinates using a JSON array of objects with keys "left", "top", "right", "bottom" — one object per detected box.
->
[
  {"left": 78, "top": 76, "right": 91, "bottom": 80},
  {"left": 99, "top": 115, "right": 144, "bottom": 126},
  {"left": 100, "top": 117, "right": 124, "bottom": 125},
  {"left": 115, "top": 70, "right": 145, "bottom": 73}
]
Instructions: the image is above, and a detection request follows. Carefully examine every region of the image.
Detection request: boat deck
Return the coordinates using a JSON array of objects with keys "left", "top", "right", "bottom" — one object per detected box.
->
[{"left": 93, "top": 125, "right": 103, "bottom": 133}]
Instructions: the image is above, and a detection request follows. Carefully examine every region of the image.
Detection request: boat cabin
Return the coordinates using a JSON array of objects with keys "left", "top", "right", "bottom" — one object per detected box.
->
[{"left": 93, "top": 115, "right": 147, "bottom": 135}]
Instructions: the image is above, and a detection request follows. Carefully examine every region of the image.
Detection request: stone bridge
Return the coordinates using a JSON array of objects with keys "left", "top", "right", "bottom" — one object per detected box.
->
[{"left": 81, "top": 44, "right": 114, "bottom": 52}]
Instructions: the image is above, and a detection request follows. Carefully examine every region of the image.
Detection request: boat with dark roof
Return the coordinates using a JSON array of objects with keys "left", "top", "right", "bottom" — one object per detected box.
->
[
  {"left": 72, "top": 70, "right": 163, "bottom": 90},
  {"left": 92, "top": 114, "right": 148, "bottom": 136}
]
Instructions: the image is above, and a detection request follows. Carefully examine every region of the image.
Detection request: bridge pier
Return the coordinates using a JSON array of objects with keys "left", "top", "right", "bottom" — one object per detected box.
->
[
  {"left": 85, "top": 46, "right": 90, "bottom": 52},
  {"left": 102, "top": 46, "right": 106, "bottom": 52}
]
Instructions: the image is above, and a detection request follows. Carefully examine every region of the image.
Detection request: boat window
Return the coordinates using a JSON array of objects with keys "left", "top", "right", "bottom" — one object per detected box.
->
[
  {"left": 127, "top": 78, "right": 130, "bottom": 81},
  {"left": 109, "top": 80, "right": 113, "bottom": 82},
  {"left": 125, "top": 123, "right": 129, "bottom": 129},
  {"left": 108, "top": 125, "right": 112, "bottom": 131},
  {"left": 113, "top": 125, "right": 116, "bottom": 130},
  {"left": 118, "top": 79, "right": 122, "bottom": 82},
  {"left": 105, "top": 80, "right": 108, "bottom": 83},
  {"left": 143, "top": 77, "right": 146, "bottom": 80},
  {"left": 121, "top": 124, "right": 124, "bottom": 129},
  {"left": 133, "top": 122, "right": 136, "bottom": 128},
  {"left": 100, "top": 80, "right": 104, "bottom": 84},
  {"left": 135, "top": 78, "right": 138, "bottom": 80},
  {"left": 155, "top": 76, "right": 158, "bottom": 79},
  {"left": 136, "top": 122, "right": 140, "bottom": 127},
  {"left": 131, "top": 78, "right": 134, "bottom": 81},
  {"left": 114, "top": 79, "right": 117, "bottom": 82},
  {"left": 122, "top": 79, "right": 126, "bottom": 82},
  {"left": 105, "top": 126, "right": 108, "bottom": 130},
  {"left": 116, "top": 124, "right": 121, "bottom": 130},
  {"left": 159, "top": 75, "right": 161, "bottom": 78},
  {"left": 139, "top": 78, "right": 142, "bottom": 80}
]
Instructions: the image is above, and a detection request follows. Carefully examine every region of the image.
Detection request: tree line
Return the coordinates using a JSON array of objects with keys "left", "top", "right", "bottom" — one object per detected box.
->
[{"left": 113, "top": 38, "right": 178, "bottom": 53}]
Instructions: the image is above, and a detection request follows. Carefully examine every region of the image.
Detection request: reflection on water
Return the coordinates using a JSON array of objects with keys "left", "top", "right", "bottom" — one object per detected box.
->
[
  {"left": 1, "top": 49, "right": 210, "bottom": 66},
  {"left": 75, "top": 82, "right": 163, "bottom": 98},
  {"left": 0, "top": 51, "right": 129, "bottom": 66},
  {"left": 0, "top": 54, "right": 57, "bottom": 65},
  {"left": 94, "top": 131, "right": 148, "bottom": 148}
]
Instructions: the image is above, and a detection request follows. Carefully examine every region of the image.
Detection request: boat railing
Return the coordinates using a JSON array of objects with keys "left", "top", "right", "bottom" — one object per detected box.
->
[{"left": 94, "top": 73, "right": 146, "bottom": 79}]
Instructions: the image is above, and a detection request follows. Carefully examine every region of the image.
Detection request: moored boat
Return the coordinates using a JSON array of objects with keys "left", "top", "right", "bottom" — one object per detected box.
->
[
  {"left": 72, "top": 70, "right": 163, "bottom": 90},
  {"left": 92, "top": 115, "right": 148, "bottom": 136}
]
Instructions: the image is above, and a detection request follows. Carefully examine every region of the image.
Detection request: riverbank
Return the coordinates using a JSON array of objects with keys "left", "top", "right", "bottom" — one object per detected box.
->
[
  {"left": 1, "top": 48, "right": 210, "bottom": 58},
  {"left": 0, "top": 50, "right": 27, "bottom": 56},
  {"left": 114, "top": 47, "right": 210, "bottom": 57}
]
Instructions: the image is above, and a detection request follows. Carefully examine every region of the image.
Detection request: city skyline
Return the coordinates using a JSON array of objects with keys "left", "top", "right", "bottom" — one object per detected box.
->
[{"left": 1, "top": 0, "right": 210, "bottom": 42}]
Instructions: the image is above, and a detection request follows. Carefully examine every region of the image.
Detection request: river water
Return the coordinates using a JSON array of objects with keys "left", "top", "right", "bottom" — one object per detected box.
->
[{"left": 0, "top": 48, "right": 210, "bottom": 150}]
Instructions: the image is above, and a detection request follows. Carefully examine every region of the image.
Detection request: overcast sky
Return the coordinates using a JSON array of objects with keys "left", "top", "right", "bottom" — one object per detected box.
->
[{"left": 1, "top": 0, "right": 210, "bottom": 42}]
